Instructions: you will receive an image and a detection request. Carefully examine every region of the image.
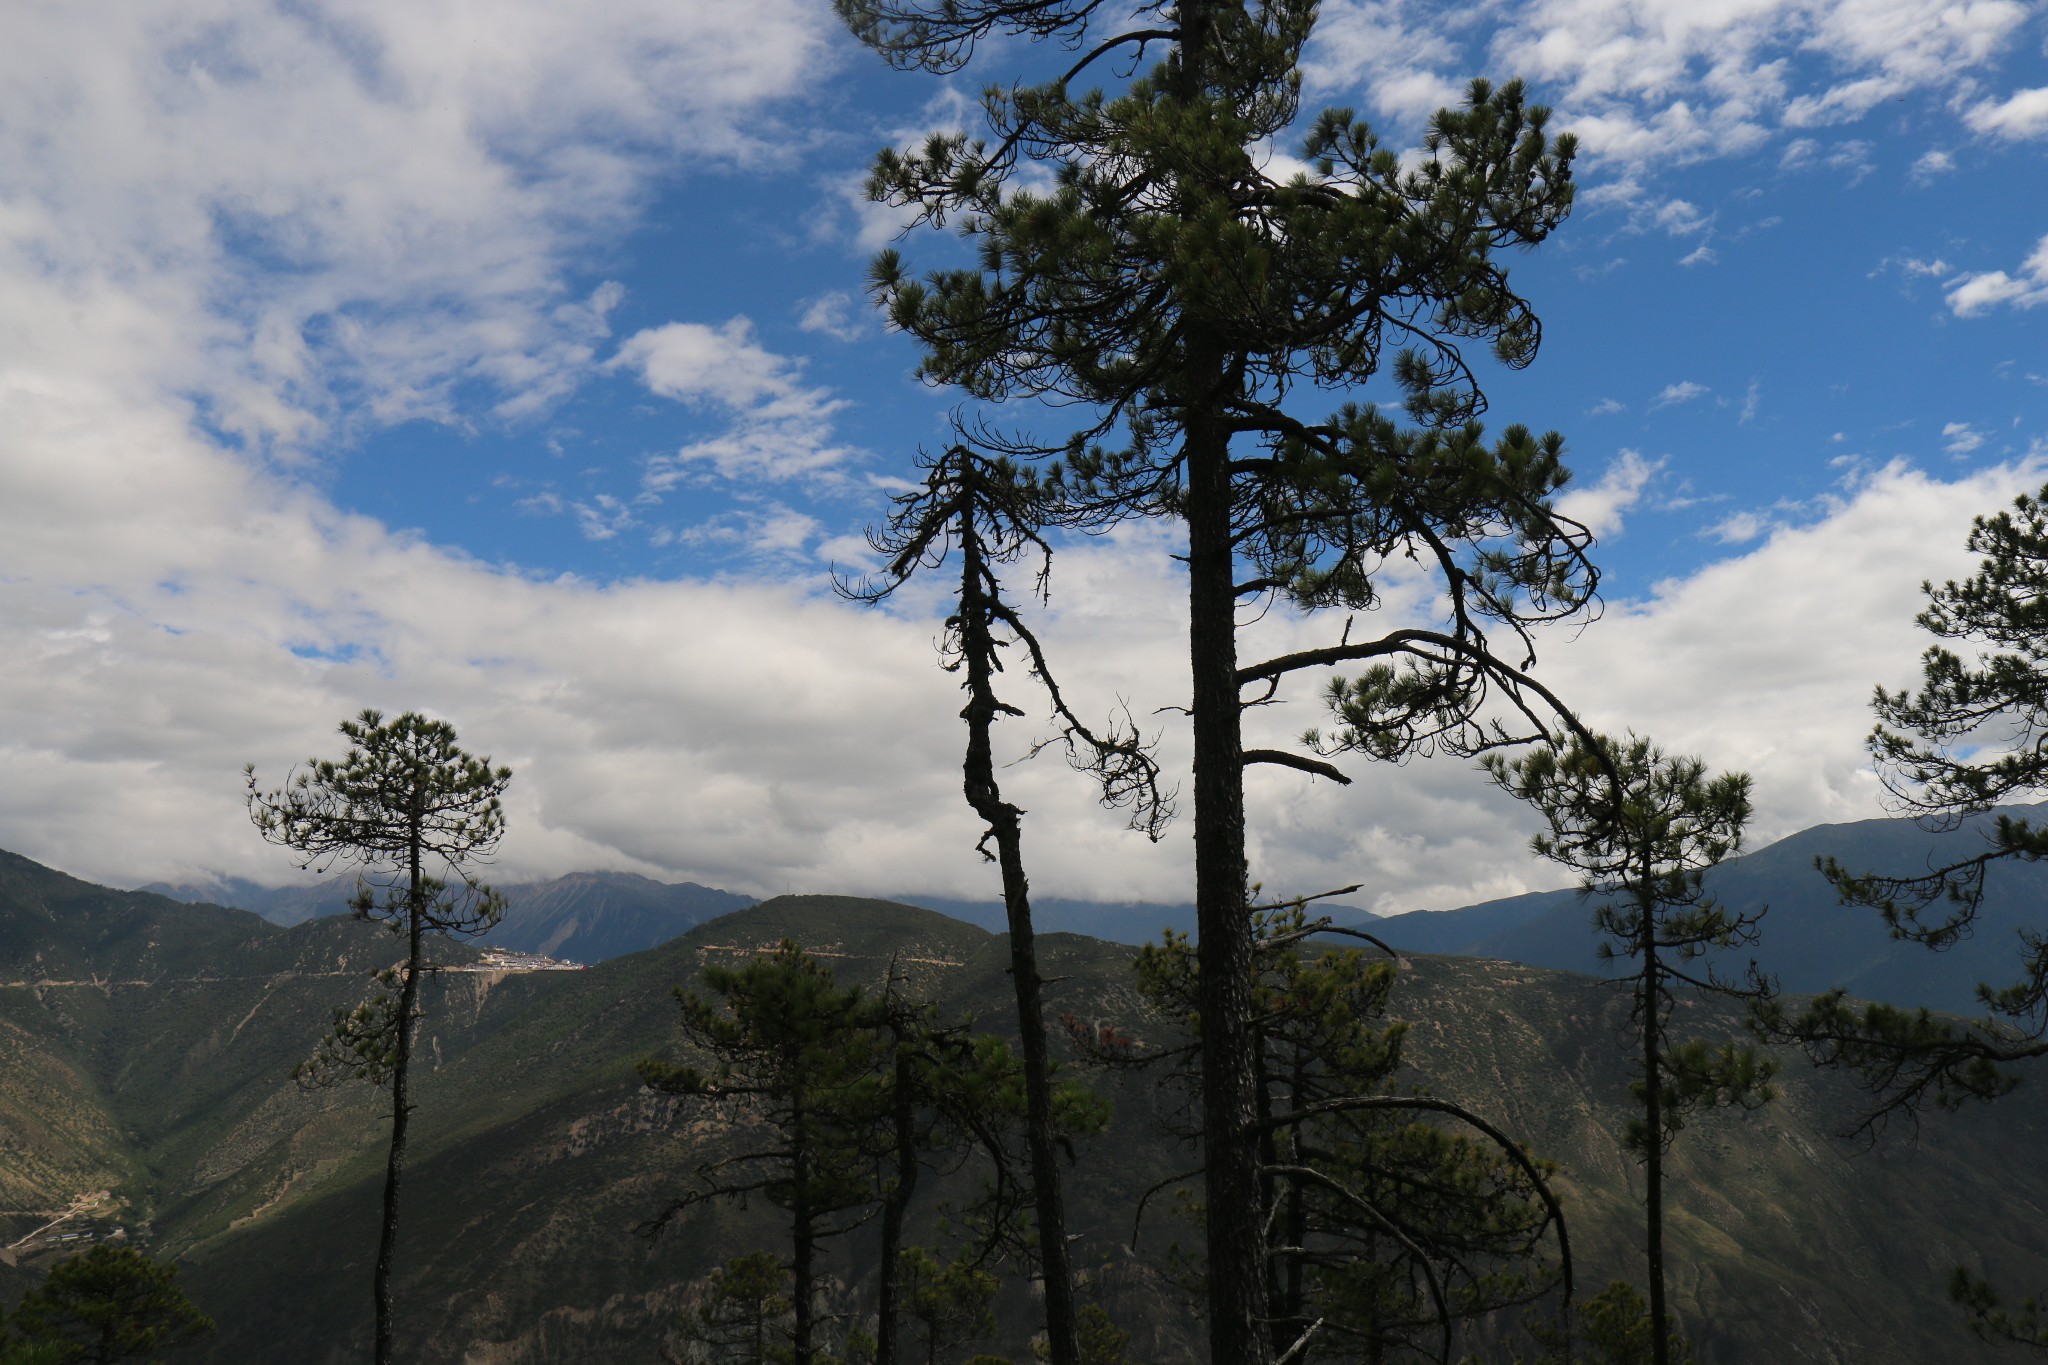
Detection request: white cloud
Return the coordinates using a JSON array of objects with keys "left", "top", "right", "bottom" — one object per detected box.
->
[
  {"left": 798, "top": 291, "right": 869, "bottom": 342},
  {"left": 1651, "top": 380, "right": 1710, "bottom": 408},
  {"left": 1739, "top": 381, "right": 1761, "bottom": 423},
  {"left": 1943, "top": 421, "right": 1986, "bottom": 455},
  {"left": 613, "top": 319, "right": 858, "bottom": 483},
  {"left": 1911, "top": 148, "right": 1956, "bottom": 179},
  {"left": 1966, "top": 87, "right": 2048, "bottom": 140},
  {"left": 1891, "top": 255, "right": 1952, "bottom": 278},
  {"left": 1780, "top": 135, "right": 1872, "bottom": 180},
  {"left": 1946, "top": 235, "right": 2048, "bottom": 315},
  {"left": 1559, "top": 449, "right": 1664, "bottom": 538},
  {"left": 1654, "top": 199, "right": 1713, "bottom": 236},
  {"left": 1705, "top": 510, "right": 1771, "bottom": 543},
  {"left": 1588, "top": 397, "right": 1626, "bottom": 416},
  {"left": 571, "top": 494, "right": 640, "bottom": 542},
  {"left": 1306, "top": 0, "right": 2029, "bottom": 179},
  {"left": 0, "top": 0, "right": 834, "bottom": 450}
]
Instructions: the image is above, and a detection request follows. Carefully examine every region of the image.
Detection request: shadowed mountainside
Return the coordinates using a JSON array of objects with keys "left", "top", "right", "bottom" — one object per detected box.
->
[{"left": 1372, "top": 803, "right": 2048, "bottom": 1016}]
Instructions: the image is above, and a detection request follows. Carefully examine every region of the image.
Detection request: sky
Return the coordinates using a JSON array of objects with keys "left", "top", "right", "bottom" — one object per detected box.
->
[{"left": 1, "top": 0, "right": 2045, "bottom": 915}]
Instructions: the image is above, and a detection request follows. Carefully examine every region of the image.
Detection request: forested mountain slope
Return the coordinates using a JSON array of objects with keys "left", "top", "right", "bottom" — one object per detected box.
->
[{"left": 2, "top": 853, "right": 2046, "bottom": 1362}]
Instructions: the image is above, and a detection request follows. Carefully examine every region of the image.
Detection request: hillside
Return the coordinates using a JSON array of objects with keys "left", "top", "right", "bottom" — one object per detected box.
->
[{"left": 2, "top": 852, "right": 2047, "bottom": 1362}]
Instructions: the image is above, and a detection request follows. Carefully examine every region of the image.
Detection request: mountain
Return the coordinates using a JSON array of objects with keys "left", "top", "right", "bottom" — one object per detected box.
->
[
  {"left": 6, "top": 850, "right": 2048, "bottom": 1363},
  {"left": 144, "top": 869, "right": 754, "bottom": 964},
  {"left": 1371, "top": 804, "right": 2048, "bottom": 1016},
  {"left": 482, "top": 871, "right": 753, "bottom": 961},
  {"left": 893, "top": 893, "right": 1379, "bottom": 943}
]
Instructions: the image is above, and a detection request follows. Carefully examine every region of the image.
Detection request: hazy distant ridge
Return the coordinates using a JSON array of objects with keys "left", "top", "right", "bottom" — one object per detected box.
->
[{"left": 142, "top": 869, "right": 753, "bottom": 965}]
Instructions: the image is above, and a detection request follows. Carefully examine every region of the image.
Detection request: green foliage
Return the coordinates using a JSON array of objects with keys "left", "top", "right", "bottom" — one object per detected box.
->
[
  {"left": 1072, "top": 1306, "right": 1134, "bottom": 1365},
  {"left": 292, "top": 965, "right": 403, "bottom": 1088},
  {"left": 1778, "top": 483, "right": 2048, "bottom": 1350},
  {"left": 842, "top": 5, "right": 1594, "bottom": 1361},
  {"left": 1486, "top": 734, "right": 1774, "bottom": 1154},
  {"left": 6, "top": 1244, "right": 214, "bottom": 1365},
  {"left": 246, "top": 707, "right": 512, "bottom": 1365},
  {"left": 643, "top": 940, "right": 1101, "bottom": 1365},
  {"left": 639, "top": 939, "right": 889, "bottom": 1243},
  {"left": 246, "top": 709, "right": 511, "bottom": 925}
]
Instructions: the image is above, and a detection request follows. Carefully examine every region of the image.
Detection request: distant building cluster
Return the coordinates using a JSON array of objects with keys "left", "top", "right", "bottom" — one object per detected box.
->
[{"left": 461, "top": 948, "right": 585, "bottom": 973}]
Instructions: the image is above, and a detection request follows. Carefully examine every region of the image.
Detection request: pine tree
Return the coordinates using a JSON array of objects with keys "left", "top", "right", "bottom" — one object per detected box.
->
[
  {"left": 247, "top": 709, "right": 510, "bottom": 1365},
  {"left": 1769, "top": 482, "right": 2048, "bottom": 1349},
  {"left": 1486, "top": 733, "right": 1772, "bottom": 1365},
  {"left": 835, "top": 4, "right": 1591, "bottom": 1358},
  {"left": 6, "top": 1243, "right": 215, "bottom": 1365},
  {"left": 640, "top": 941, "right": 889, "bottom": 1365},
  {"left": 1117, "top": 905, "right": 1570, "bottom": 1363}
]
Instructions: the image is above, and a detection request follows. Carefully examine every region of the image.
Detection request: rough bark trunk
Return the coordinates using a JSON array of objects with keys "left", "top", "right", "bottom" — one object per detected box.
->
[
  {"left": 1641, "top": 883, "right": 1670, "bottom": 1365},
  {"left": 875, "top": 1044, "right": 919, "bottom": 1365},
  {"left": 1187, "top": 363, "right": 1269, "bottom": 1365},
  {"left": 374, "top": 830, "right": 424, "bottom": 1365},
  {"left": 1163, "top": 0, "right": 1271, "bottom": 1354},
  {"left": 956, "top": 496, "right": 1082, "bottom": 1365},
  {"left": 793, "top": 1100, "right": 816, "bottom": 1365}
]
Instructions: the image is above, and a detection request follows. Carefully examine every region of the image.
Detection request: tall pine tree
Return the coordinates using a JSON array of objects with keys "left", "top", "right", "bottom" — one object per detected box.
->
[
  {"left": 247, "top": 709, "right": 510, "bottom": 1365},
  {"left": 1487, "top": 733, "right": 1771, "bottom": 1365}
]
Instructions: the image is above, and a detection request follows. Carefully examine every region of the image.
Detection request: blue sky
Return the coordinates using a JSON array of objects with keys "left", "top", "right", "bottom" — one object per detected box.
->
[{"left": 1, "top": 0, "right": 2045, "bottom": 913}]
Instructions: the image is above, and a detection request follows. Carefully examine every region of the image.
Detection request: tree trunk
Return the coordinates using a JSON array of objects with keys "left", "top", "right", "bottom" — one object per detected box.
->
[
  {"left": 956, "top": 500, "right": 1082, "bottom": 1365},
  {"left": 1641, "top": 887, "right": 1670, "bottom": 1365},
  {"left": 1186, "top": 361, "right": 1269, "bottom": 1365},
  {"left": 374, "top": 831, "right": 425, "bottom": 1365},
  {"left": 793, "top": 1099, "right": 816, "bottom": 1365},
  {"left": 876, "top": 1042, "right": 919, "bottom": 1365},
  {"left": 1164, "top": 0, "right": 1271, "bottom": 1353}
]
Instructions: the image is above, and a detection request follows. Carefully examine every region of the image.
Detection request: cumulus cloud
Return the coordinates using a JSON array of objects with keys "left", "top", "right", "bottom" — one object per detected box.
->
[
  {"left": 615, "top": 319, "right": 858, "bottom": 483},
  {"left": 4, "top": 0, "right": 2048, "bottom": 927},
  {"left": 1558, "top": 449, "right": 1663, "bottom": 538},
  {"left": 798, "top": 291, "right": 869, "bottom": 342},
  {"left": 1946, "top": 235, "right": 2048, "bottom": 315},
  {"left": 1966, "top": 87, "right": 2048, "bottom": 140}
]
